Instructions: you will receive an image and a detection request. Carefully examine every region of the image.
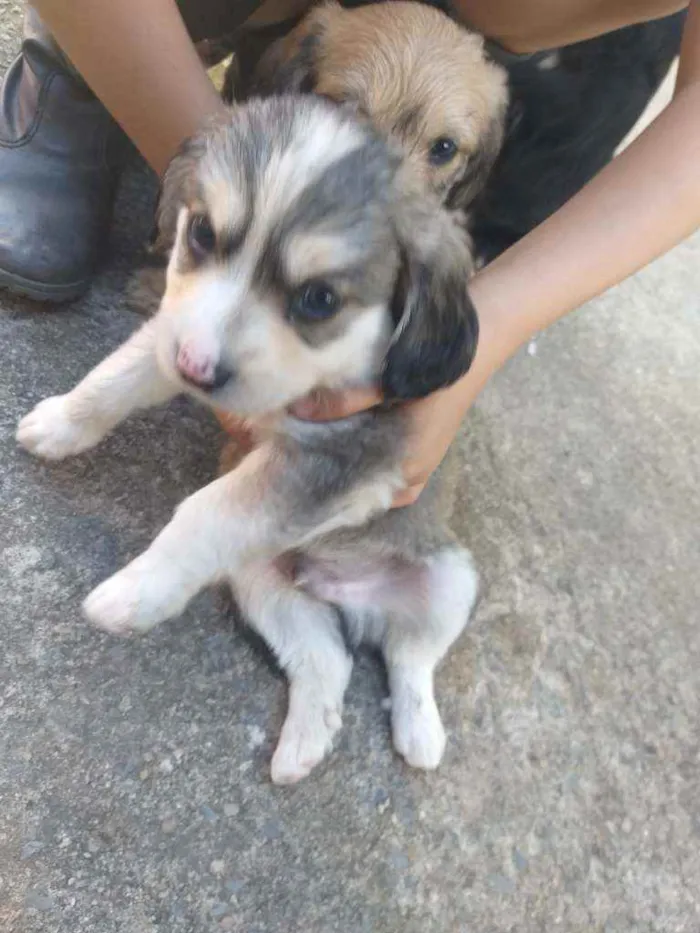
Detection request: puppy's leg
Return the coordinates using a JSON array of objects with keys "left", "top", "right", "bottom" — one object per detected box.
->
[
  {"left": 17, "top": 322, "right": 175, "bottom": 459},
  {"left": 383, "top": 547, "right": 478, "bottom": 770},
  {"left": 85, "top": 445, "right": 399, "bottom": 638},
  {"left": 234, "top": 562, "right": 353, "bottom": 785},
  {"left": 83, "top": 447, "right": 273, "bottom": 636}
]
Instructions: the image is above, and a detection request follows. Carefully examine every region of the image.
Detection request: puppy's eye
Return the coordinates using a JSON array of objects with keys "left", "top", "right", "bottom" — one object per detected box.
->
[
  {"left": 428, "top": 137, "right": 458, "bottom": 166},
  {"left": 290, "top": 281, "right": 340, "bottom": 322},
  {"left": 187, "top": 213, "right": 216, "bottom": 258}
]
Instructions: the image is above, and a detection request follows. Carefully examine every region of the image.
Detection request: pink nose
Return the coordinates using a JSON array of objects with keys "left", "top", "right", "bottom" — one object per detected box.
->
[
  {"left": 176, "top": 341, "right": 217, "bottom": 387},
  {"left": 175, "top": 341, "right": 233, "bottom": 392}
]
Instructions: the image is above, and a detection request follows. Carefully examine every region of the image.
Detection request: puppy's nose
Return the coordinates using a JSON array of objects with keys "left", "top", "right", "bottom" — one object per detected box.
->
[{"left": 175, "top": 342, "right": 233, "bottom": 392}]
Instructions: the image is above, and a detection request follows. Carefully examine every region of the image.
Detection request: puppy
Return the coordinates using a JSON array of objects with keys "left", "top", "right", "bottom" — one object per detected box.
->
[
  {"left": 228, "top": 0, "right": 508, "bottom": 217},
  {"left": 17, "top": 96, "right": 479, "bottom": 784}
]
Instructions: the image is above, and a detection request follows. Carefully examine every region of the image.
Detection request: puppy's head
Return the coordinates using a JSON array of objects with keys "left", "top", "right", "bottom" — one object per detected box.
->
[
  {"left": 244, "top": 1, "right": 508, "bottom": 211},
  {"left": 154, "top": 96, "right": 478, "bottom": 418}
]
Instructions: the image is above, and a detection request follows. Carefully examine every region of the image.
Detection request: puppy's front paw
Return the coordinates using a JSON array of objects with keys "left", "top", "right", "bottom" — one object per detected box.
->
[
  {"left": 392, "top": 693, "right": 446, "bottom": 770},
  {"left": 271, "top": 702, "right": 341, "bottom": 785},
  {"left": 83, "top": 557, "right": 185, "bottom": 636},
  {"left": 83, "top": 574, "right": 142, "bottom": 637},
  {"left": 17, "top": 395, "right": 104, "bottom": 460}
]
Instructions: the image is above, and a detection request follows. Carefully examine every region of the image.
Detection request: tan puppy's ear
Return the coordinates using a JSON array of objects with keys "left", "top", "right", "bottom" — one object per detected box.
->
[
  {"left": 446, "top": 112, "right": 507, "bottom": 213},
  {"left": 382, "top": 178, "right": 479, "bottom": 401}
]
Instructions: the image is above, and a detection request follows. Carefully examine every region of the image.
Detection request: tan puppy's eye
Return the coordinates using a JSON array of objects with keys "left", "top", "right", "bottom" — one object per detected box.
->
[
  {"left": 187, "top": 213, "right": 216, "bottom": 259},
  {"left": 428, "top": 137, "right": 458, "bottom": 166}
]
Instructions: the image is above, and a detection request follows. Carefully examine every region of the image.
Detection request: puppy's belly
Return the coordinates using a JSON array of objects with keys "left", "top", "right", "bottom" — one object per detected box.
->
[{"left": 294, "top": 555, "right": 429, "bottom": 616}]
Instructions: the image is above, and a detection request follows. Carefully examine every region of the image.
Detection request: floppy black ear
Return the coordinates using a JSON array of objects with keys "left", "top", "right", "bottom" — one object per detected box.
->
[{"left": 382, "top": 192, "right": 479, "bottom": 401}]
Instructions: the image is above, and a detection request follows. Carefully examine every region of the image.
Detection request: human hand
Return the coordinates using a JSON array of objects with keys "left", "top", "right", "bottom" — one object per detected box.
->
[
  {"left": 216, "top": 268, "right": 514, "bottom": 504},
  {"left": 214, "top": 410, "right": 256, "bottom": 460},
  {"left": 291, "top": 375, "right": 480, "bottom": 507}
]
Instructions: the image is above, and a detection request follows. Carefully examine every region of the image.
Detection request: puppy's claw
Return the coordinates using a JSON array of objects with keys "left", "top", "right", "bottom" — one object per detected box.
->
[
  {"left": 17, "top": 395, "right": 103, "bottom": 460},
  {"left": 271, "top": 705, "right": 341, "bottom": 785}
]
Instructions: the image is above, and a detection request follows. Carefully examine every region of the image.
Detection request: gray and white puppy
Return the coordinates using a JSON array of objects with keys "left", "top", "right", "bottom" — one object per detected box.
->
[{"left": 17, "top": 96, "right": 479, "bottom": 784}]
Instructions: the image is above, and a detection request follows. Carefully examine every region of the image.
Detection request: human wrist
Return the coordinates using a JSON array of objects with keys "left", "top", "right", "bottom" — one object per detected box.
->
[
  {"left": 446, "top": 271, "right": 525, "bottom": 411},
  {"left": 469, "top": 267, "right": 533, "bottom": 369}
]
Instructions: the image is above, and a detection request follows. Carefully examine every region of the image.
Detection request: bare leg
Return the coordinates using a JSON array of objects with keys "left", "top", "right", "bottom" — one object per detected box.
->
[
  {"left": 17, "top": 322, "right": 175, "bottom": 459},
  {"left": 30, "top": 0, "right": 226, "bottom": 174},
  {"left": 30, "top": 0, "right": 314, "bottom": 174},
  {"left": 383, "top": 548, "right": 478, "bottom": 770},
  {"left": 234, "top": 562, "right": 353, "bottom": 784}
]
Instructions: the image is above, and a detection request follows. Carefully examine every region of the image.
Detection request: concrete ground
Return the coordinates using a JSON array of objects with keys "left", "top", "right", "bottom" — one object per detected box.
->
[{"left": 2, "top": 6, "right": 700, "bottom": 931}]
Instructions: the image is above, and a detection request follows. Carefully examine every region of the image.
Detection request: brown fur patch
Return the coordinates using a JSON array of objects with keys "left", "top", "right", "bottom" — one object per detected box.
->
[{"left": 249, "top": 1, "right": 508, "bottom": 206}]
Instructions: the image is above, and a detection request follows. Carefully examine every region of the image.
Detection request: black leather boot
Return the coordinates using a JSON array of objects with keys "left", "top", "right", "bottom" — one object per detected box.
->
[{"left": 0, "top": 7, "right": 130, "bottom": 302}]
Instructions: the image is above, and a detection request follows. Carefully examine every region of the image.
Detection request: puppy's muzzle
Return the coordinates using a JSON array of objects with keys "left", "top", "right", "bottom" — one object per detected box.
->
[{"left": 175, "top": 341, "right": 233, "bottom": 392}]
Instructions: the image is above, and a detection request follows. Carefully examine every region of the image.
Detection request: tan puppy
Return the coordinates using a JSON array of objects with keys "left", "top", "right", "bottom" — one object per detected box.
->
[{"left": 229, "top": 0, "right": 508, "bottom": 214}]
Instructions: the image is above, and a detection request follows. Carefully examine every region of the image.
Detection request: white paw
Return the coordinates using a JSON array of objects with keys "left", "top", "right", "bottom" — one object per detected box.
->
[
  {"left": 83, "top": 557, "right": 184, "bottom": 636},
  {"left": 16, "top": 395, "right": 104, "bottom": 460},
  {"left": 392, "top": 693, "right": 446, "bottom": 770},
  {"left": 271, "top": 702, "right": 342, "bottom": 785}
]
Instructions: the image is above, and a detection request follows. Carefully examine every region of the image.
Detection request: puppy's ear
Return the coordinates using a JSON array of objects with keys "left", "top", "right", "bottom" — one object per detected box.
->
[
  {"left": 242, "top": 4, "right": 335, "bottom": 98},
  {"left": 382, "top": 183, "right": 479, "bottom": 401},
  {"left": 446, "top": 113, "right": 507, "bottom": 213},
  {"left": 150, "top": 135, "right": 204, "bottom": 256}
]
